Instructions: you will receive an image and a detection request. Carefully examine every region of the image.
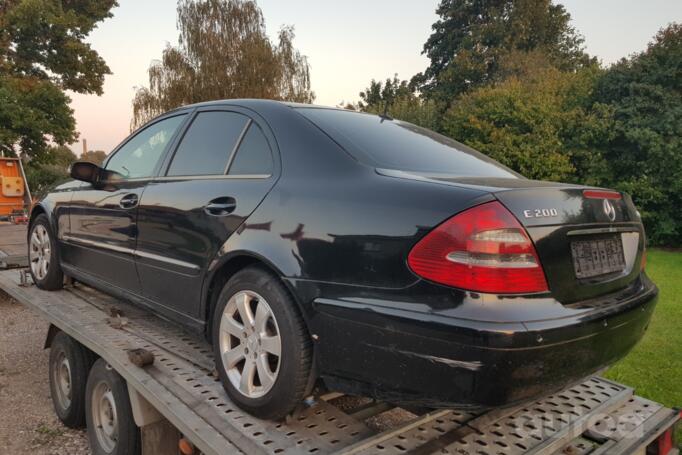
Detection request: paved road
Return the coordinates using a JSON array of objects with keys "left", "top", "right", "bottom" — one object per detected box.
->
[{"left": 0, "top": 289, "right": 90, "bottom": 454}]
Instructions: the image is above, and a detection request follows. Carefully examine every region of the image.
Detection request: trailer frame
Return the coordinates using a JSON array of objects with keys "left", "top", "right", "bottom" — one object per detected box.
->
[{"left": 0, "top": 269, "right": 677, "bottom": 455}]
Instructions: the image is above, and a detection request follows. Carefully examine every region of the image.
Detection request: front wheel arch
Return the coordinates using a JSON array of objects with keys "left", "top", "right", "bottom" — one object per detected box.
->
[{"left": 27, "top": 204, "right": 47, "bottom": 233}]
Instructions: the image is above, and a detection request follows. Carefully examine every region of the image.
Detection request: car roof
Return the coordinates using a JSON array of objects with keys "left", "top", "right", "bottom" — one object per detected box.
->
[{"left": 167, "top": 98, "right": 348, "bottom": 114}]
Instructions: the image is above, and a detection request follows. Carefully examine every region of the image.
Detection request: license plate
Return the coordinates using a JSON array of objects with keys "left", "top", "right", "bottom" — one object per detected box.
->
[{"left": 571, "top": 236, "right": 626, "bottom": 279}]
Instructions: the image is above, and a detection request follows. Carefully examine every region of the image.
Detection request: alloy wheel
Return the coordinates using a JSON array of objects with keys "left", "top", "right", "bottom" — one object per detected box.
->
[
  {"left": 218, "top": 290, "right": 282, "bottom": 399},
  {"left": 29, "top": 224, "right": 51, "bottom": 280}
]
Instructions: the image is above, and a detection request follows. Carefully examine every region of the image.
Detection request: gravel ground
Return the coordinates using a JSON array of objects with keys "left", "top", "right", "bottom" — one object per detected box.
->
[{"left": 0, "top": 289, "right": 90, "bottom": 454}]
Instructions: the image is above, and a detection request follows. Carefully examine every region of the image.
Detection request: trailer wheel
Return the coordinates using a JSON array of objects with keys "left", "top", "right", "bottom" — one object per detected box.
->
[
  {"left": 49, "top": 332, "right": 94, "bottom": 428},
  {"left": 86, "top": 359, "right": 141, "bottom": 455},
  {"left": 28, "top": 214, "right": 64, "bottom": 290},
  {"left": 212, "top": 266, "right": 312, "bottom": 420}
]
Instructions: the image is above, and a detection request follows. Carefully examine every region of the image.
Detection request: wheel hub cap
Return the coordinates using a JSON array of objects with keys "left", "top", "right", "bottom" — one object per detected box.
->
[
  {"left": 53, "top": 352, "right": 72, "bottom": 409},
  {"left": 92, "top": 382, "right": 118, "bottom": 451}
]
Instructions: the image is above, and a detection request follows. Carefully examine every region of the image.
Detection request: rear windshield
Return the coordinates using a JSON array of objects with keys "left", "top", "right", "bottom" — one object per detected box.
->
[{"left": 296, "top": 108, "right": 519, "bottom": 178}]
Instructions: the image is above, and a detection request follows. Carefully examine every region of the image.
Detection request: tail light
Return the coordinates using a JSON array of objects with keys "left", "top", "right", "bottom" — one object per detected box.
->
[
  {"left": 583, "top": 189, "right": 622, "bottom": 200},
  {"left": 408, "top": 201, "right": 548, "bottom": 294}
]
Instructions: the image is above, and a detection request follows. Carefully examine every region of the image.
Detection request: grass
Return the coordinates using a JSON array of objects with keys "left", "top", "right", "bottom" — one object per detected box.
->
[
  {"left": 32, "top": 423, "right": 64, "bottom": 445},
  {"left": 605, "top": 248, "right": 682, "bottom": 445}
]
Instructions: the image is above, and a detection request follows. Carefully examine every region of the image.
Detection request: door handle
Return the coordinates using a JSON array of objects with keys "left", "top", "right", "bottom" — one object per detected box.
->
[
  {"left": 119, "top": 193, "right": 139, "bottom": 209},
  {"left": 204, "top": 197, "right": 236, "bottom": 216}
]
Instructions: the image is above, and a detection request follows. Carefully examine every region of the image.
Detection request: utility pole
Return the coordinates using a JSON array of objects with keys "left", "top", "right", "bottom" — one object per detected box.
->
[{"left": 82, "top": 139, "right": 88, "bottom": 157}]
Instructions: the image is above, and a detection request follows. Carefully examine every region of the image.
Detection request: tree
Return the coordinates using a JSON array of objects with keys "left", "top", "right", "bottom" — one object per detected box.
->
[
  {"left": 132, "top": 0, "right": 314, "bottom": 129},
  {"left": 356, "top": 75, "right": 442, "bottom": 131},
  {"left": 81, "top": 150, "right": 108, "bottom": 166},
  {"left": 413, "top": 0, "right": 594, "bottom": 103},
  {"left": 0, "top": 0, "right": 118, "bottom": 158},
  {"left": 442, "top": 65, "right": 613, "bottom": 182},
  {"left": 23, "top": 145, "right": 77, "bottom": 197},
  {"left": 48, "top": 145, "right": 78, "bottom": 169},
  {"left": 592, "top": 23, "right": 682, "bottom": 245},
  {"left": 0, "top": 77, "right": 76, "bottom": 158}
]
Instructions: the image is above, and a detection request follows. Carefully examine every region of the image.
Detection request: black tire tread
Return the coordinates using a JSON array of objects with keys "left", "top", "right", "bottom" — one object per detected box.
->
[
  {"left": 85, "top": 358, "right": 141, "bottom": 455},
  {"left": 49, "top": 331, "right": 93, "bottom": 428},
  {"left": 29, "top": 214, "right": 64, "bottom": 290},
  {"left": 212, "top": 265, "right": 313, "bottom": 420}
]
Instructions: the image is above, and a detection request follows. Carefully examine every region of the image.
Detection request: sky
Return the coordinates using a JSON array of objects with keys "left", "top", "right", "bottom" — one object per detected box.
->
[{"left": 68, "top": 0, "right": 682, "bottom": 155}]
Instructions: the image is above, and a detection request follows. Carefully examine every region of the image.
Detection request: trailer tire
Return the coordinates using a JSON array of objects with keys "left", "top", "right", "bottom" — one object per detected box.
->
[
  {"left": 49, "top": 332, "right": 94, "bottom": 428},
  {"left": 212, "top": 266, "right": 312, "bottom": 420},
  {"left": 28, "top": 214, "right": 63, "bottom": 290},
  {"left": 86, "top": 359, "right": 141, "bottom": 455}
]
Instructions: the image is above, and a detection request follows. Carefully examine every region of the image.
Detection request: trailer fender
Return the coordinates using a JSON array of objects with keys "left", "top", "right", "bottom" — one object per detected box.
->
[
  {"left": 43, "top": 323, "right": 60, "bottom": 349},
  {"left": 128, "top": 387, "right": 165, "bottom": 427}
]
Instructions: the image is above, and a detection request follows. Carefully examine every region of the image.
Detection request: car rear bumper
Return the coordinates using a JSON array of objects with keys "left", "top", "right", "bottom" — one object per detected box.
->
[{"left": 308, "top": 275, "right": 658, "bottom": 408}]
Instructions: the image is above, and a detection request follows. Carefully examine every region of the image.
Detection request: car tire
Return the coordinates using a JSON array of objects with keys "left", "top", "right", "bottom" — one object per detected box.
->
[
  {"left": 28, "top": 214, "right": 64, "bottom": 290},
  {"left": 212, "top": 266, "right": 312, "bottom": 420},
  {"left": 49, "top": 331, "right": 95, "bottom": 428},
  {"left": 85, "top": 359, "right": 141, "bottom": 455}
]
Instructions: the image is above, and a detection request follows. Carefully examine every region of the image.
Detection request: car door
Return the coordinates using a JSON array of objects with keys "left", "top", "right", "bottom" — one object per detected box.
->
[
  {"left": 62, "top": 114, "right": 188, "bottom": 294},
  {"left": 135, "top": 108, "right": 278, "bottom": 322}
]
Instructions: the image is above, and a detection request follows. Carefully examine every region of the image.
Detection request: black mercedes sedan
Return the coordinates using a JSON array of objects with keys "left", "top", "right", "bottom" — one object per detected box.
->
[{"left": 29, "top": 99, "right": 657, "bottom": 420}]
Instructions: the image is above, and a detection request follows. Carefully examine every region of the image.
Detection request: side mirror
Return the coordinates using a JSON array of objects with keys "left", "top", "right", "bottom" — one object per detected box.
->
[{"left": 70, "top": 161, "right": 102, "bottom": 184}]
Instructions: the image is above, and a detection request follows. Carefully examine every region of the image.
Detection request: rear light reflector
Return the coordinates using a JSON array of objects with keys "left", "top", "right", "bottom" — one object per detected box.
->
[
  {"left": 583, "top": 189, "right": 622, "bottom": 200},
  {"left": 408, "top": 201, "right": 548, "bottom": 294}
]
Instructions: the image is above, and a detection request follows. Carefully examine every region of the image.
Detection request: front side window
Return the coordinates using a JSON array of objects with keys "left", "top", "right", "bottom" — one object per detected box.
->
[
  {"left": 106, "top": 115, "right": 186, "bottom": 179},
  {"left": 167, "top": 111, "right": 250, "bottom": 176}
]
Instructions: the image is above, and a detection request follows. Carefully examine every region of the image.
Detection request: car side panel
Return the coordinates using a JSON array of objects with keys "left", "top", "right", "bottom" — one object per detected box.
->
[
  {"left": 30, "top": 180, "right": 81, "bottom": 248},
  {"left": 61, "top": 180, "right": 147, "bottom": 294},
  {"left": 136, "top": 177, "right": 275, "bottom": 318},
  {"left": 208, "top": 171, "right": 493, "bottom": 326}
]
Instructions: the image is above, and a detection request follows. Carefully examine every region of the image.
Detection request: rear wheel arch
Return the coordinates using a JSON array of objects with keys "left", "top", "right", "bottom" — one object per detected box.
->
[{"left": 203, "top": 253, "right": 310, "bottom": 342}]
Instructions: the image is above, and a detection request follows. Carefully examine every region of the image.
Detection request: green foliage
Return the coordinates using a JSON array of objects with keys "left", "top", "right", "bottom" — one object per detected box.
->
[
  {"left": 442, "top": 65, "right": 613, "bottom": 182},
  {"left": 357, "top": 75, "right": 442, "bottom": 130},
  {"left": 0, "top": 0, "right": 117, "bottom": 94},
  {"left": 0, "top": 0, "right": 117, "bottom": 158},
  {"left": 0, "top": 76, "right": 77, "bottom": 157},
  {"left": 592, "top": 24, "right": 682, "bottom": 246},
  {"left": 23, "top": 145, "right": 76, "bottom": 197},
  {"left": 413, "top": 0, "right": 594, "bottom": 103},
  {"left": 81, "top": 150, "right": 107, "bottom": 166},
  {"left": 132, "top": 0, "right": 314, "bottom": 129}
]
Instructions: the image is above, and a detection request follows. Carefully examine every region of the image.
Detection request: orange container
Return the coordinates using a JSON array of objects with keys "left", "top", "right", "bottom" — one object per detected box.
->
[{"left": 0, "top": 157, "right": 32, "bottom": 218}]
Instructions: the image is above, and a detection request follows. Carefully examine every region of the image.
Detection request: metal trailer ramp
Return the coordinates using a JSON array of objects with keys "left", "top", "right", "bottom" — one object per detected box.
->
[{"left": 0, "top": 270, "right": 677, "bottom": 455}]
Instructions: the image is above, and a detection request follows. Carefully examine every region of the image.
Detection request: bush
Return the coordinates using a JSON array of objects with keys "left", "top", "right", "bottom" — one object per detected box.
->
[
  {"left": 442, "top": 66, "right": 613, "bottom": 182},
  {"left": 592, "top": 24, "right": 682, "bottom": 246}
]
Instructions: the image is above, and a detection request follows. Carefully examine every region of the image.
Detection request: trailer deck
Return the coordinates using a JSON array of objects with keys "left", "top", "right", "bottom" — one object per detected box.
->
[{"left": 0, "top": 269, "right": 677, "bottom": 455}]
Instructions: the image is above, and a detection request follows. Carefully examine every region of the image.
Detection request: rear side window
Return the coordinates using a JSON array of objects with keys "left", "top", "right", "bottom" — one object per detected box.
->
[
  {"left": 167, "top": 111, "right": 249, "bottom": 176},
  {"left": 228, "top": 124, "right": 273, "bottom": 176},
  {"left": 296, "top": 108, "right": 518, "bottom": 178}
]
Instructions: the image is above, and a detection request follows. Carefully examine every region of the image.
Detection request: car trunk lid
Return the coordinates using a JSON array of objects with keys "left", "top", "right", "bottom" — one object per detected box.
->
[
  {"left": 380, "top": 171, "right": 646, "bottom": 304},
  {"left": 492, "top": 186, "right": 645, "bottom": 304}
]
